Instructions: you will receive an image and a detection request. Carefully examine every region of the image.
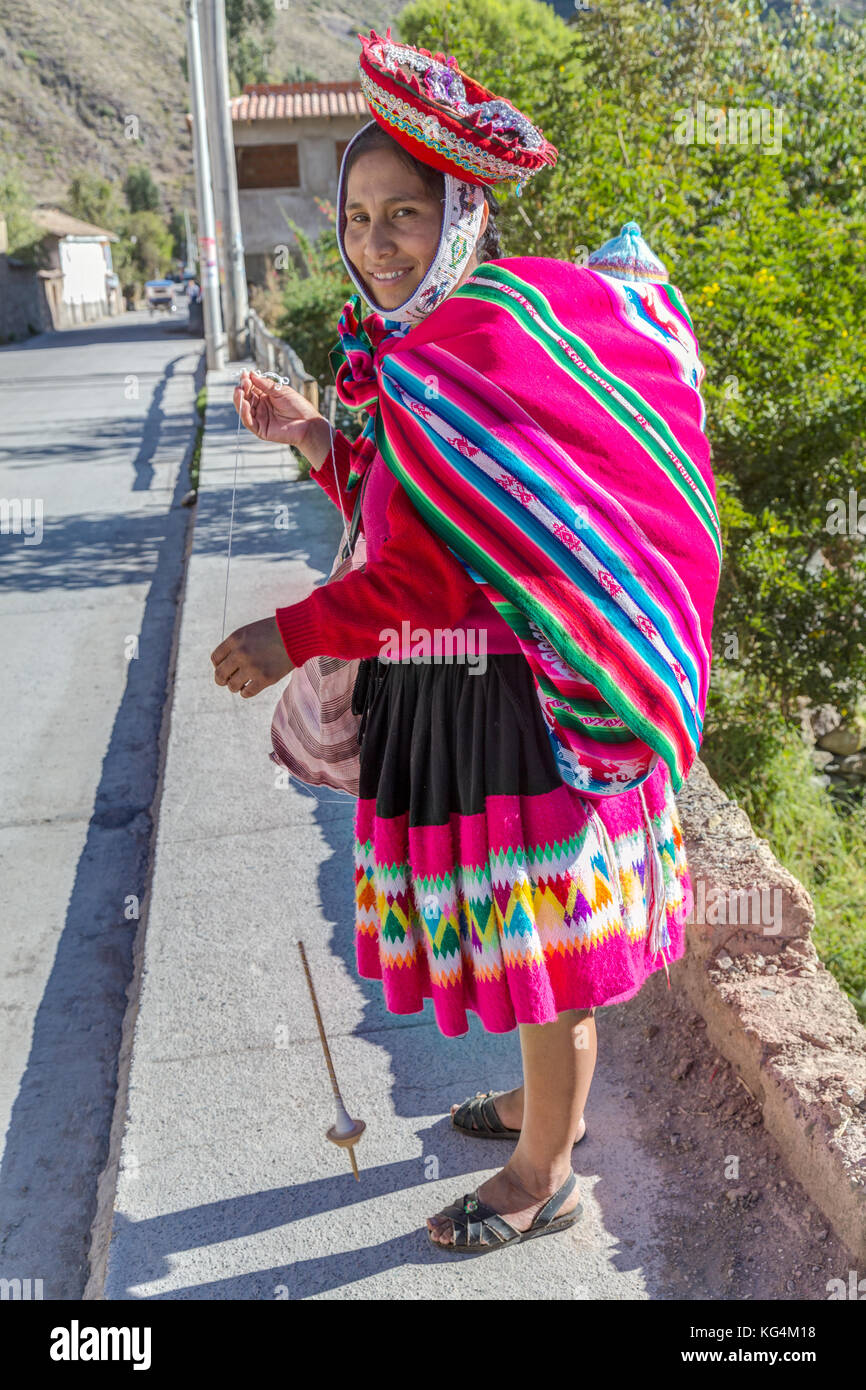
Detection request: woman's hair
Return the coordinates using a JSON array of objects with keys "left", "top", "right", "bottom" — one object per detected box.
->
[{"left": 341, "top": 122, "right": 503, "bottom": 262}]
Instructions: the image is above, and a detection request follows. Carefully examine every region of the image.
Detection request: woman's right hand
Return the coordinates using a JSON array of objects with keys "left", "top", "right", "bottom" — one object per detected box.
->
[{"left": 233, "top": 369, "right": 323, "bottom": 455}]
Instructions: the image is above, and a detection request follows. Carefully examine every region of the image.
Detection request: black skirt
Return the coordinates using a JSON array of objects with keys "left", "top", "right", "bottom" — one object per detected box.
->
[{"left": 350, "top": 653, "right": 564, "bottom": 824}]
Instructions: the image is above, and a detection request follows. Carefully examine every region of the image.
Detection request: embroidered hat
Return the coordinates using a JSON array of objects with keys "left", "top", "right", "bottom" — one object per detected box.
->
[
  {"left": 335, "top": 30, "right": 557, "bottom": 324},
  {"left": 356, "top": 27, "right": 558, "bottom": 197}
]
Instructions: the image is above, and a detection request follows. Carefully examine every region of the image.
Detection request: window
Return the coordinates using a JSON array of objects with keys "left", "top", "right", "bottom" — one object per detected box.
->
[{"left": 236, "top": 143, "right": 300, "bottom": 189}]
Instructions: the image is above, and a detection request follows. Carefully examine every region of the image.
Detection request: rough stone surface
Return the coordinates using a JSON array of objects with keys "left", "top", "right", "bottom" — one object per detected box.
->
[{"left": 677, "top": 768, "right": 866, "bottom": 1263}]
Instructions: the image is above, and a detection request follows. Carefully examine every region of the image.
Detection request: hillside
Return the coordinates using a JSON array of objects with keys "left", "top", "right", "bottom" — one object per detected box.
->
[
  {"left": 0, "top": 0, "right": 863, "bottom": 226},
  {"left": 0, "top": 0, "right": 410, "bottom": 222}
]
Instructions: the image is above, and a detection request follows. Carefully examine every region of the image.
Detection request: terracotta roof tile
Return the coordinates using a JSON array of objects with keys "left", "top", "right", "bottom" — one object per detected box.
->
[{"left": 228, "top": 80, "right": 369, "bottom": 123}]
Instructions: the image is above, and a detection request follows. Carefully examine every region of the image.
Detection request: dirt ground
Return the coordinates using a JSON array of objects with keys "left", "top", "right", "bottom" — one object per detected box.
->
[{"left": 607, "top": 969, "right": 852, "bottom": 1300}]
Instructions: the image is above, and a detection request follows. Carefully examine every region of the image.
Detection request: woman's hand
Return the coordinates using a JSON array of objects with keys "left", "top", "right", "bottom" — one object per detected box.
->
[
  {"left": 210, "top": 617, "right": 294, "bottom": 699},
  {"left": 234, "top": 370, "right": 322, "bottom": 454}
]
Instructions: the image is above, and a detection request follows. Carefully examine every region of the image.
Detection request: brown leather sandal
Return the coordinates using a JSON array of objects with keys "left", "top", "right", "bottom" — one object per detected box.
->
[{"left": 450, "top": 1090, "right": 587, "bottom": 1145}]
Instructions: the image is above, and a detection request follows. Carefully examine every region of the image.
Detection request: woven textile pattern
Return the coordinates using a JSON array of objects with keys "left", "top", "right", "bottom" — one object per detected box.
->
[
  {"left": 353, "top": 756, "right": 691, "bottom": 1037},
  {"left": 330, "top": 256, "right": 721, "bottom": 799}
]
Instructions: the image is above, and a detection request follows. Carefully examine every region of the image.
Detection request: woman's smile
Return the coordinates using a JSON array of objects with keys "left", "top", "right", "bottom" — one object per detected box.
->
[{"left": 367, "top": 266, "right": 413, "bottom": 283}]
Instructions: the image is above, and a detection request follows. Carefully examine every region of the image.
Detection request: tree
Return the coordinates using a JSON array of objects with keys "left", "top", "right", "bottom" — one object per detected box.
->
[
  {"left": 224, "top": 0, "right": 276, "bottom": 90},
  {"left": 123, "top": 210, "right": 175, "bottom": 280},
  {"left": 400, "top": 0, "right": 866, "bottom": 718},
  {"left": 67, "top": 172, "right": 126, "bottom": 231},
  {"left": 124, "top": 165, "right": 162, "bottom": 214},
  {"left": 0, "top": 169, "right": 47, "bottom": 266}
]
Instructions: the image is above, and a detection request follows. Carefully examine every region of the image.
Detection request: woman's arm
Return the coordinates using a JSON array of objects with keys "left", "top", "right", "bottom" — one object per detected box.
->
[{"left": 275, "top": 470, "right": 480, "bottom": 666}]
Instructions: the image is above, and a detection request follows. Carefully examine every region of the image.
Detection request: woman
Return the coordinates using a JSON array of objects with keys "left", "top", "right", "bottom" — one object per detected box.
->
[{"left": 212, "top": 29, "right": 720, "bottom": 1254}]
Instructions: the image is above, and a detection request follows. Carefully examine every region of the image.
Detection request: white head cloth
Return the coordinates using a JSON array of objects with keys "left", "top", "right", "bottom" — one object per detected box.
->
[{"left": 335, "top": 120, "right": 486, "bottom": 325}]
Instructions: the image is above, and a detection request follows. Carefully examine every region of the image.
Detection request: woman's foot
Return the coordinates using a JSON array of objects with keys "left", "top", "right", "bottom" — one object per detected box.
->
[
  {"left": 427, "top": 1157, "right": 581, "bottom": 1246},
  {"left": 450, "top": 1086, "right": 586, "bottom": 1143}
]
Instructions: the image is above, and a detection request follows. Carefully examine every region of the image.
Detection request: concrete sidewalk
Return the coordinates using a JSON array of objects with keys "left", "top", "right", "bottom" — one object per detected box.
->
[{"left": 89, "top": 365, "right": 851, "bottom": 1300}]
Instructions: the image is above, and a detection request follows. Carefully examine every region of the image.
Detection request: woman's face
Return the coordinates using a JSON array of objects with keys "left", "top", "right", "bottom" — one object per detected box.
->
[{"left": 343, "top": 147, "right": 486, "bottom": 311}]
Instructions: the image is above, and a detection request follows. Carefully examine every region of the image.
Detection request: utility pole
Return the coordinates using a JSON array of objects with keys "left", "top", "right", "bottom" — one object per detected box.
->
[
  {"left": 185, "top": 0, "right": 226, "bottom": 369},
  {"left": 198, "top": 1, "right": 229, "bottom": 338},
  {"left": 200, "top": 0, "right": 249, "bottom": 360},
  {"left": 212, "top": 0, "right": 249, "bottom": 357}
]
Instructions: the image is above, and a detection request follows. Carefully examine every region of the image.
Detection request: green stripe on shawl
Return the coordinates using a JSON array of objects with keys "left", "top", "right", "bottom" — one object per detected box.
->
[
  {"left": 374, "top": 396, "right": 684, "bottom": 778},
  {"left": 453, "top": 264, "right": 721, "bottom": 561}
]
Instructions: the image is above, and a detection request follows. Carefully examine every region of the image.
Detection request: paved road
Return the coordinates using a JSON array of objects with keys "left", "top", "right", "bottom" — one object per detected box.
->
[{"left": 0, "top": 309, "right": 203, "bottom": 1297}]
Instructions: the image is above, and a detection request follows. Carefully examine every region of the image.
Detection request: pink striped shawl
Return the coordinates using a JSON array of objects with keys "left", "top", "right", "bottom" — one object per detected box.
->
[{"left": 329, "top": 256, "right": 722, "bottom": 798}]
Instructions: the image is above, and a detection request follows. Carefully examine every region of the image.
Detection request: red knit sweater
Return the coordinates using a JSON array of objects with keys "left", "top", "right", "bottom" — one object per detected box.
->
[{"left": 274, "top": 426, "right": 522, "bottom": 666}]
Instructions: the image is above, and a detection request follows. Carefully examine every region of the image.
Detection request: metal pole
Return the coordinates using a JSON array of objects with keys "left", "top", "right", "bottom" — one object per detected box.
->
[
  {"left": 199, "top": 0, "right": 231, "bottom": 345},
  {"left": 212, "top": 0, "right": 249, "bottom": 358},
  {"left": 185, "top": 0, "right": 226, "bottom": 369},
  {"left": 183, "top": 207, "right": 195, "bottom": 274}
]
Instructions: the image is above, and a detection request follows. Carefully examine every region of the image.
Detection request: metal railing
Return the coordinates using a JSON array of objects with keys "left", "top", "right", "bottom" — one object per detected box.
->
[{"left": 246, "top": 307, "right": 318, "bottom": 409}]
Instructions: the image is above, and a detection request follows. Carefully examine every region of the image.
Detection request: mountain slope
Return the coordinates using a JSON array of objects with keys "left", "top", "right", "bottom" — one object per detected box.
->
[{"left": 0, "top": 0, "right": 408, "bottom": 216}]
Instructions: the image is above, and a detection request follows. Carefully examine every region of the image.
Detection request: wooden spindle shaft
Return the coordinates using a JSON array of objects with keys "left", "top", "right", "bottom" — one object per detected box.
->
[{"left": 297, "top": 940, "right": 364, "bottom": 1180}]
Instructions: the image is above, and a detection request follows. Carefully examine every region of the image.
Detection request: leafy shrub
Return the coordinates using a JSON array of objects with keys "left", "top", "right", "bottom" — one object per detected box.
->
[{"left": 399, "top": 0, "right": 866, "bottom": 722}]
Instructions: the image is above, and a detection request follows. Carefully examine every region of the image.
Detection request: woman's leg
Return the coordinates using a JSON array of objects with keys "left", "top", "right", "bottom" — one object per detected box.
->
[
  {"left": 450, "top": 1084, "right": 587, "bottom": 1142},
  {"left": 429, "top": 1008, "right": 597, "bottom": 1243}
]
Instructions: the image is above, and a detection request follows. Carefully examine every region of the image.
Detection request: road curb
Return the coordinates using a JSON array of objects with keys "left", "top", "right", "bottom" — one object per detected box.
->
[{"left": 83, "top": 354, "right": 207, "bottom": 1299}]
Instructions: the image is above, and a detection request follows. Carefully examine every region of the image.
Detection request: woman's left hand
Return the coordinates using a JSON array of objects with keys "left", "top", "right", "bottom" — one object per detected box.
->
[{"left": 210, "top": 618, "right": 294, "bottom": 698}]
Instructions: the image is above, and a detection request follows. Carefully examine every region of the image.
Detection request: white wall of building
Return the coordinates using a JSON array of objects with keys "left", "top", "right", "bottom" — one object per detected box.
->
[{"left": 59, "top": 240, "right": 108, "bottom": 306}]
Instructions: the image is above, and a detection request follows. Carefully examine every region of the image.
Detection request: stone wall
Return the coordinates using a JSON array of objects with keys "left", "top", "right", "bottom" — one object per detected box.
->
[
  {"left": 799, "top": 698, "right": 866, "bottom": 795},
  {"left": 675, "top": 758, "right": 866, "bottom": 1262},
  {"left": 0, "top": 257, "right": 54, "bottom": 341}
]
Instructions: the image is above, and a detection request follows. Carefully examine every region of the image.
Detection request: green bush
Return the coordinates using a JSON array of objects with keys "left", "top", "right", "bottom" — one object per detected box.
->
[
  {"left": 702, "top": 670, "right": 866, "bottom": 1020},
  {"left": 0, "top": 168, "right": 46, "bottom": 266},
  {"left": 271, "top": 202, "right": 363, "bottom": 443}
]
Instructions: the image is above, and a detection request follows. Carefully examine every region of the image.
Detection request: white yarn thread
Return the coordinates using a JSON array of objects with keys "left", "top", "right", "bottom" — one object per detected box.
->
[
  {"left": 220, "top": 401, "right": 244, "bottom": 644},
  {"left": 222, "top": 371, "right": 357, "bottom": 804}
]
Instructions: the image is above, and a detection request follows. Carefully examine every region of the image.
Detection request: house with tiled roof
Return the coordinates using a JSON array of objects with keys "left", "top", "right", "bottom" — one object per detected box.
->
[
  {"left": 0, "top": 207, "right": 122, "bottom": 340},
  {"left": 188, "top": 79, "right": 370, "bottom": 285}
]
